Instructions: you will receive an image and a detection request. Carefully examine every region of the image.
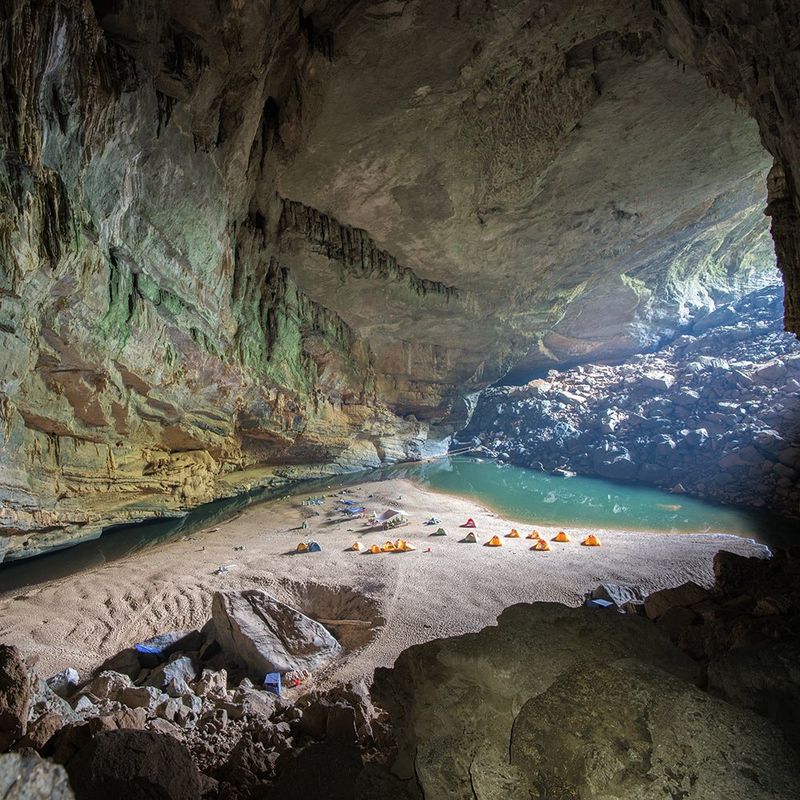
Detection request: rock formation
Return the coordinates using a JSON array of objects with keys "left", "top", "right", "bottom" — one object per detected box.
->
[
  {"left": 459, "top": 285, "right": 800, "bottom": 515},
  {"left": 1, "top": 0, "right": 798, "bottom": 558}
]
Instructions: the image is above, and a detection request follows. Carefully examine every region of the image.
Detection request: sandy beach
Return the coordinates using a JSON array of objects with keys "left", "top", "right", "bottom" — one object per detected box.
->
[{"left": 0, "top": 477, "right": 768, "bottom": 684}]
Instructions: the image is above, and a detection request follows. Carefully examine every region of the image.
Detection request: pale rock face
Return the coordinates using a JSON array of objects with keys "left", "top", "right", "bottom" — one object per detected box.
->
[{"left": 0, "top": 0, "right": 797, "bottom": 558}]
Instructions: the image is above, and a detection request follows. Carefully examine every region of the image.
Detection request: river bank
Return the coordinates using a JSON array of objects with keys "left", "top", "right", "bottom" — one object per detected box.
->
[{"left": 0, "top": 477, "right": 768, "bottom": 682}]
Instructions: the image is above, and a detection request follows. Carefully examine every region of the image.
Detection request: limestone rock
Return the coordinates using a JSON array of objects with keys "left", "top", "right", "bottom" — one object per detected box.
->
[
  {"left": 373, "top": 602, "right": 698, "bottom": 797},
  {"left": 211, "top": 590, "right": 342, "bottom": 680},
  {"left": 0, "top": 752, "right": 74, "bottom": 800},
  {"left": 63, "top": 730, "right": 209, "bottom": 800},
  {"left": 0, "top": 645, "right": 33, "bottom": 752},
  {"left": 511, "top": 660, "right": 800, "bottom": 800}
]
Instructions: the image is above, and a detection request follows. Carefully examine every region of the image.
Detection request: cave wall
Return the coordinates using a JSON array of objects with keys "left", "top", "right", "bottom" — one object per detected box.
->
[
  {"left": 654, "top": 0, "right": 800, "bottom": 334},
  {"left": 0, "top": 0, "right": 795, "bottom": 559}
]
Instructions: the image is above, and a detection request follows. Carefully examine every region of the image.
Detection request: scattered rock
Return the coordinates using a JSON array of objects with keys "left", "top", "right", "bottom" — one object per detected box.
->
[
  {"left": 0, "top": 752, "right": 74, "bottom": 799},
  {"left": 45, "top": 669, "right": 80, "bottom": 700},
  {"left": 64, "top": 730, "right": 211, "bottom": 800},
  {"left": 0, "top": 645, "right": 33, "bottom": 752}
]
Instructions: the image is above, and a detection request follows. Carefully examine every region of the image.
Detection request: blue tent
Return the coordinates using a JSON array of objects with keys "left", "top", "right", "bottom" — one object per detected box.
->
[{"left": 307, "top": 540, "right": 322, "bottom": 552}]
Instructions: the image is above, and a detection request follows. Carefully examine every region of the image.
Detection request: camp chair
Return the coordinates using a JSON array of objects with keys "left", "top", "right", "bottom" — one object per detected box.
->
[
  {"left": 552, "top": 531, "right": 570, "bottom": 543},
  {"left": 582, "top": 534, "right": 601, "bottom": 547},
  {"left": 485, "top": 535, "right": 502, "bottom": 547}
]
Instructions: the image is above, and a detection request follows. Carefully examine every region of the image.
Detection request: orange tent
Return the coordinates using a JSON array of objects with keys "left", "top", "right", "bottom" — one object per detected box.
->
[
  {"left": 532, "top": 539, "right": 551, "bottom": 551},
  {"left": 296, "top": 542, "right": 309, "bottom": 553},
  {"left": 350, "top": 542, "right": 364, "bottom": 552},
  {"left": 485, "top": 535, "right": 503, "bottom": 547},
  {"left": 582, "top": 534, "right": 601, "bottom": 547},
  {"left": 526, "top": 530, "right": 541, "bottom": 540},
  {"left": 506, "top": 528, "right": 520, "bottom": 538},
  {"left": 552, "top": 531, "right": 570, "bottom": 543},
  {"left": 382, "top": 541, "right": 397, "bottom": 552},
  {"left": 368, "top": 544, "right": 381, "bottom": 554}
]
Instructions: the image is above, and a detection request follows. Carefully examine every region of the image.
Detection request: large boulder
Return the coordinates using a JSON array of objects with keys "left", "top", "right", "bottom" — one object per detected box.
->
[
  {"left": 0, "top": 645, "right": 33, "bottom": 752},
  {"left": 373, "top": 603, "right": 699, "bottom": 798},
  {"left": 0, "top": 752, "right": 74, "bottom": 800},
  {"left": 63, "top": 730, "right": 210, "bottom": 800},
  {"left": 511, "top": 660, "right": 800, "bottom": 800},
  {"left": 211, "top": 591, "right": 341, "bottom": 680}
]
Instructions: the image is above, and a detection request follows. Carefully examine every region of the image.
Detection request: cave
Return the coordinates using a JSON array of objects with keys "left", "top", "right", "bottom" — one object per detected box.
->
[{"left": 1, "top": 2, "right": 799, "bottom": 799}]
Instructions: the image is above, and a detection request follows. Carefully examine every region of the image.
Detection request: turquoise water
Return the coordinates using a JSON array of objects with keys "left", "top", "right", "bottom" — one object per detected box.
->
[
  {"left": 400, "top": 458, "right": 795, "bottom": 543},
  {"left": 0, "top": 457, "right": 793, "bottom": 591}
]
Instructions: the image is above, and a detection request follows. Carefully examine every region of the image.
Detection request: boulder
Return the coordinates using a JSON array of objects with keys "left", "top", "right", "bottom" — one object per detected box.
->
[
  {"left": 0, "top": 752, "right": 74, "bottom": 799},
  {"left": 211, "top": 590, "right": 342, "bottom": 679},
  {"left": 511, "top": 661, "right": 800, "bottom": 800},
  {"left": 641, "top": 371, "right": 675, "bottom": 390},
  {"left": 0, "top": 645, "right": 33, "bottom": 752},
  {"left": 373, "top": 603, "right": 698, "bottom": 798},
  {"left": 145, "top": 656, "right": 197, "bottom": 697},
  {"left": 116, "top": 686, "right": 166, "bottom": 711},
  {"left": 46, "top": 669, "right": 80, "bottom": 700},
  {"left": 84, "top": 671, "right": 131, "bottom": 701},
  {"left": 64, "top": 730, "right": 210, "bottom": 800},
  {"left": 708, "top": 639, "right": 800, "bottom": 745},
  {"left": 643, "top": 581, "right": 711, "bottom": 620}
]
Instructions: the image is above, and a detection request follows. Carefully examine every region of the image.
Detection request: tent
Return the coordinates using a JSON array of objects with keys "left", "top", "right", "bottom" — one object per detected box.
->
[
  {"left": 350, "top": 541, "right": 364, "bottom": 552},
  {"left": 307, "top": 540, "right": 322, "bottom": 552},
  {"left": 526, "top": 530, "right": 541, "bottom": 540},
  {"left": 424, "top": 517, "right": 440, "bottom": 525},
  {"left": 460, "top": 532, "right": 478, "bottom": 543},
  {"left": 296, "top": 542, "right": 309, "bottom": 553},
  {"left": 431, "top": 527, "right": 447, "bottom": 536},
  {"left": 485, "top": 535, "right": 502, "bottom": 547},
  {"left": 532, "top": 539, "right": 551, "bottom": 551},
  {"left": 395, "top": 539, "right": 416, "bottom": 552},
  {"left": 461, "top": 518, "right": 477, "bottom": 528},
  {"left": 582, "top": 534, "right": 601, "bottom": 547},
  {"left": 382, "top": 541, "right": 398, "bottom": 552},
  {"left": 368, "top": 544, "right": 381, "bottom": 554},
  {"left": 376, "top": 509, "right": 408, "bottom": 529},
  {"left": 552, "top": 531, "right": 570, "bottom": 543},
  {"left": 506, "top": 528, "right": 520, "bottom": 538}
]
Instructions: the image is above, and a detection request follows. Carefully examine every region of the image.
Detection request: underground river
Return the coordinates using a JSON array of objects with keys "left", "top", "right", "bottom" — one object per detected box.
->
[{"left": 0, "top": 457, "right": 794, "bottom": 593}]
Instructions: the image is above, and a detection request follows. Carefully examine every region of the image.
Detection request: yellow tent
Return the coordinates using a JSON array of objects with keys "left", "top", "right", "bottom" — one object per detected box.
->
[
  {"left": 582, "top": 534, "right": 601, "bottom": 547},
  {"left": 350, "top": 542, "right": 364, "bottom": 552},
  {"left": 552, "top": 531, "right": 570, "bottom": 543},
  {"left": 526, "top": 530, "right": 541, "bottom": 540},
  {"left": 395, "top": 539, "right": 416, "bottom": 552},
  {"left": 532, "top": 539, "right": 551, "bottom": 551},
  {"left": 506, "top": 528, "right": 520, "bottom": 538},
  {"left": 485, "top": 535, "right": 503, "bottom": 547},
  {"left": 382, "top": 541, "right": 397, "bottom": 552},
  {"left": 296, "top": 542, "right": 309, "bottom": 553},
  {"left": 368, "top": 544, "right": 381, "bottom": 554}
]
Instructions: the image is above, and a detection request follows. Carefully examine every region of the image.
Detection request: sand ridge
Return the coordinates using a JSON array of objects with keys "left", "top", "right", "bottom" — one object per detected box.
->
[{"left": 0, "top": 478, "right": 767, "bottom": 684}]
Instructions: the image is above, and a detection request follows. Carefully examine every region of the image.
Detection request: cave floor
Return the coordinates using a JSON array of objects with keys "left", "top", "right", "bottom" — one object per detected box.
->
[{"left": 0, "top": 478, "right": 767, "bottom": 684}]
